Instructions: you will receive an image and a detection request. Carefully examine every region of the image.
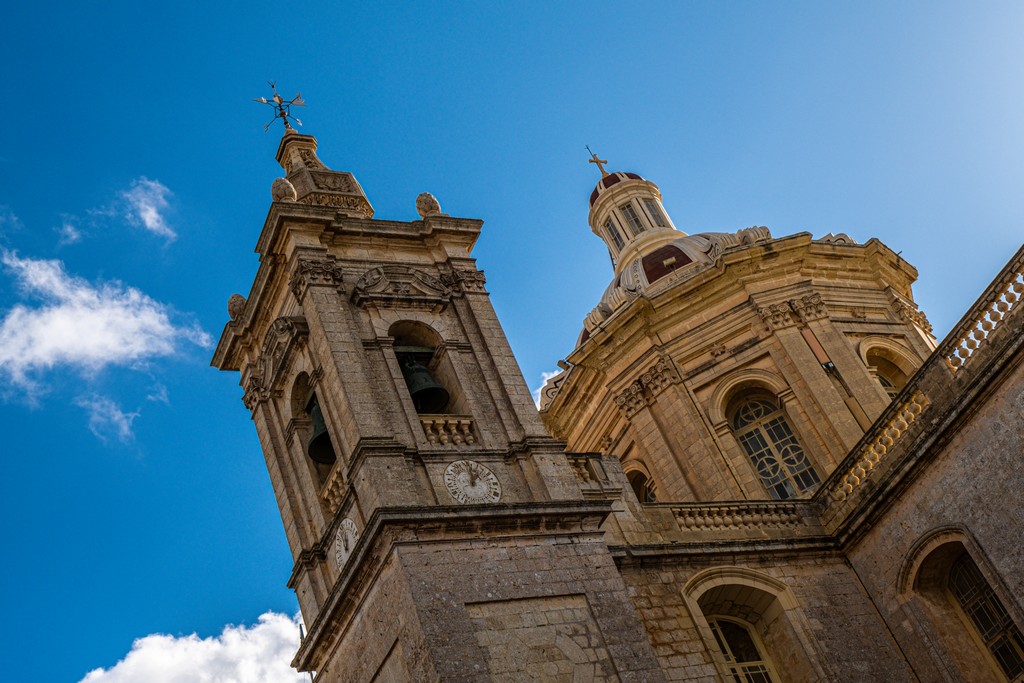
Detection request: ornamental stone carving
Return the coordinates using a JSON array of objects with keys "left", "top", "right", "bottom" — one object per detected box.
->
[
  {"left": 352, "top": 265, "right": 451, "bottom": 311},
  {"left": 614, "top": 381, "right": 648, "bottom": 418},
  {"left": 258, "top": 316, "right": 310, "bottom": 391},
  {"left": 289, "top": 258, "right": 344, "bottom": 302},
  {"left": 310, "top": 171, "right": 355, "bottom": 193},
  {"left": 891, "top": 298, "right": 933, "bottom": 334},
  {"left": 271, "top": 177, "right": 297, "bottom": 202},
  {"left": 227, "top": 293, "right": 247, "bottom": 321},
  {"left": 416, "top": 192, "right": 443, "bottom": 218},
  {"left": 440, "top": 268, "right": 487, "bottom": 294},
  {"left": 756, "top": 293, "right": 828, "bottom": 331},
  {"left": 791, "top": 293, "right": 827, "bottom": 323},
  {"left": 639, "top": 358, "right": 680, "bottom": 396},
  {"left": 757, "top": 302, "right": 798, "bottom": 331},
  {"left": 242, "top": 374, "right": 278, "bottom": 411}
]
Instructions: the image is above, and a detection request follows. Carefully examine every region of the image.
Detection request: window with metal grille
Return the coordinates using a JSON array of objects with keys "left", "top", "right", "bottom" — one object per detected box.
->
[
  {"left": 949, "top": 554, "right": 1024, "bottom": 681},
  {"left": 730, "top": 397, "right": 819, "bottom": 499},
  {"left": 605, "top": 218, "right": 625, "bottom": 250},
  {"left": 877, "top": 373, "right": 900, "bottom": 400},
  {"left": 627, "top": 470, "right": 657, "bottom": 503},
  {"left": 643, "top": 198, "right": 669, "bottom": 227},
  {"left": 619, "top": 202, "right": 645, "bottom": 236},
  {"left": 708, "top": 618, "right": 777, "bottom": 683}
]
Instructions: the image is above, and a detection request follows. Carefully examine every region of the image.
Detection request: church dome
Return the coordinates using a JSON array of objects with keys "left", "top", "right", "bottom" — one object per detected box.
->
[{"left": 589, "top": 171, "right": 646, "bottom": 207}]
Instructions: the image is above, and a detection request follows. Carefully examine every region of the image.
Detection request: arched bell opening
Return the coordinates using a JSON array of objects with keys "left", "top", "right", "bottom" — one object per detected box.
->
[
  {"left": 290, "top": 373, "right": 336, "bottom": 487},
  {"left": 389, "top": 320, "right": 467, "bottom": 416}
]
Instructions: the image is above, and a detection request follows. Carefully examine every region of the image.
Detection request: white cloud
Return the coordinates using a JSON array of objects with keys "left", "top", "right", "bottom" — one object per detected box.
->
[
  {"left": 532, "top": 369, "right": 562, "bottom": 407},
  {"left": 0, "top": 250, "right": 211, "bottom": 391},
  {"left": 77, "top": 394, "right": 139, "bottom": 443},
  {"left": 146, "top": 383, "right": 170, "bottom": 404},
  {"left": 80, "top": 612, "right": 310, "bottom": 683},
  {"left": 122, "top": 177, "right": 176, "bottom": 241},
  {"left": 57, "top": 220, "right": 82, "bottom": 246},
  {"left": 0, "top": 205, "right": 23, "bottom": 235}
]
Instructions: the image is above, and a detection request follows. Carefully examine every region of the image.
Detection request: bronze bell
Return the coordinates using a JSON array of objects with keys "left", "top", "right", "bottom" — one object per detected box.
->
[
  {"left": 305, "top": 394, "right": 337, "bottom": 464},
  {"left": 402, "top": 361, "right": 450, "bottom": 413}
]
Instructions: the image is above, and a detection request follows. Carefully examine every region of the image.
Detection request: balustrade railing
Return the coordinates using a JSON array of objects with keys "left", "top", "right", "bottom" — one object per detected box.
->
[{"left": 420, "top": 415, "right": 476, "bottom": 445}]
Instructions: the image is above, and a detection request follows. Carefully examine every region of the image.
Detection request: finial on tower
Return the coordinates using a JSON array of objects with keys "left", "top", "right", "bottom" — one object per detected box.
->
[
  {"left": 253, "top": 81, "right": 307, "bottom": 132},
  {"left": 586, "top": 145, "right": 609, "bottom": 177}
]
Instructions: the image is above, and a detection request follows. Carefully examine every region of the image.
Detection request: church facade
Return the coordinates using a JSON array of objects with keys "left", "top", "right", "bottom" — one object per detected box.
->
[{"left": 212, "top": 128, "right": 1024, "bottom": 682}]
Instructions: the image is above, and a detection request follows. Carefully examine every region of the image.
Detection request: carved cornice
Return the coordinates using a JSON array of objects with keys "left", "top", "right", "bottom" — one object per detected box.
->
[
  {"left": 888, "top": 289, "right": 934, "bottom": 335},
  {"left": 351, "top": 265, "right": 451, "bottom": 311},
  {"left": 289, "top": 257, "right": 345, "bottom": 302},
  {"left": 440, "top": 268, "right": 487, "bottom": 294}
]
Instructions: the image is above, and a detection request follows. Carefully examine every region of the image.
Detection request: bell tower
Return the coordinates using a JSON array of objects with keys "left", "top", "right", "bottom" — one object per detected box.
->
[{"left": 212, "top": 129, "right": 664, "bottom": 681}]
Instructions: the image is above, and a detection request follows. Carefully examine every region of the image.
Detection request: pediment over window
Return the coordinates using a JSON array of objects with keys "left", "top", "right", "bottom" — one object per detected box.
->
[{"left": 352, "top": 265, "right": 451, "bottom": 311}]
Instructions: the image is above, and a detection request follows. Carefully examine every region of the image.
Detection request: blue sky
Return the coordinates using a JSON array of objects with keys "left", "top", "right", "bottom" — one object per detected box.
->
[{"left": 2, "top": 2, "right": 1022, "bottom": 681}]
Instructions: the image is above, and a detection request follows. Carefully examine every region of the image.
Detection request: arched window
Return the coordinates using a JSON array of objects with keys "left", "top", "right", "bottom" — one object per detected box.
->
[
  {"left": 867, "top": 352, "right": 908, "bottom": 400},
  {"left": 729, "top": 394, "right": 819, "bottom": 499},
  {"left": 707, "top": 617, "right": 778, "bottom": 683},
  {"left": 949, "top": 554, "right": 1024, "bottom": 681},
  {"left": 626, "top": 469, "right": 657, "bottom": 503}
]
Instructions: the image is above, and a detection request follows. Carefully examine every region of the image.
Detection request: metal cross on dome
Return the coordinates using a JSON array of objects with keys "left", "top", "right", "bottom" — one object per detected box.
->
[
  {"left": 586, "top": 145, "right": 609, "bottom": 177},
  {"left": 253, "top": 81, "right": 306, "bottom": 132}
]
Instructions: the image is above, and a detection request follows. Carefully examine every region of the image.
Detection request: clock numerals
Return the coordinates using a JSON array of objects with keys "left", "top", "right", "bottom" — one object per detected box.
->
[
  {"left": 444, "top": 460, "right": 501, "bottom": 504},
  {"left": 335, "top": 518, "right": 360, "bottom": 569}
]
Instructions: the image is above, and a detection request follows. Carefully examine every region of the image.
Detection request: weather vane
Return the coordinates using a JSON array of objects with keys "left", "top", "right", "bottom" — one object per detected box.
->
[
  {"left": 253, "top": 81, "right": 306, "bottom": 132},
  {"left": 586, "top": 145, "right": 609, "bottom": 177}
]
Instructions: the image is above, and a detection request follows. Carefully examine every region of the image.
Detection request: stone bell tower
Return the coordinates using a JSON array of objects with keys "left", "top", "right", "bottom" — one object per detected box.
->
[{"left": 212, "top": 129, "right": 665, "bottom": 681}]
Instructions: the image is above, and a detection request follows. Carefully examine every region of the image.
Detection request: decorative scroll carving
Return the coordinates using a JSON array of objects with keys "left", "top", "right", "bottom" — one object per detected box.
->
[
  {"left": 441, "top": 268, "right": 487, "bottom": 293},
  {"left": 614, "top": 381, "right": 648, "bottom": 418},
  {"left": 832, "top": 389, "right": 930, "bottom": 501},
  {"left": 674, "top": 502, "right": 803, "bottom": 530},
  {"left": 756, "top": 293, "right": 828, "bottom": 331},
  {"left": 420, "top": 415, "right": 476, "bottom": 445},
  {"left": 310, "top": 171, "right": 355, "bottom": 192},
  {"left": 791, "top": 293, "right": 827, "bottom": 323},
  {"left": 352, "top": 265, "right": 451, "bottom": 311},
  {"left": 538, "top": 369, "right": 568, "bottom": 411},
  {"left": 289, "top": 258, "right": 344, "bottom": 301},
  {"left": 890, "top": 296, "right": 933, "bottom": 334},
  {"left": 298, "top": 192, "right": 371, "bottom": 214},
  {"left": 944, "top": 267, "right": 1024, "bottom": 372},
  {"left": 757, "top": 302, "right": 798, "bottom": 331},
  {"left": 614, "top": 358, "right": 680, "bottom": 418},
  {"left": 257, "top": 316, "right": 309, "bottom": 391},
  {"left": 639, "top": 358, "right": 679, "bottom": 396},
  {"left": 242, "top": 374, "right": 278, "bottom": 411}
]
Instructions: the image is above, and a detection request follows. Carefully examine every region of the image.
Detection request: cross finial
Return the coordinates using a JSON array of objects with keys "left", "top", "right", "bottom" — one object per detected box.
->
[
  {"left": 586, "top": 145, "right": 609, "bottom": 177},
  {"left": 253, "top": 81, "right": 307, "bottom": 132}
]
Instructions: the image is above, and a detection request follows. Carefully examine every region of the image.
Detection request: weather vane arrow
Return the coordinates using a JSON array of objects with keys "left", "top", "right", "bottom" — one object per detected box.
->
[{"left": 253, "top": 81, "right": 306, "bottom": 132}]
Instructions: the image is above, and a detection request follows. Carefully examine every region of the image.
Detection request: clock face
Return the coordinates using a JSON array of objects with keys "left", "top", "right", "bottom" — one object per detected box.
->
[
  {"left": 334, "top": 518, "right": 359, "bottom": 569},
  {"left": 443, "top": 460, "right": 501, "bottom": 504}
]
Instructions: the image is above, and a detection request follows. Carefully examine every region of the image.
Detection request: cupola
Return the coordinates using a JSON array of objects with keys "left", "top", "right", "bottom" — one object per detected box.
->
[{"left": 585, "top": 151, "right": 680, "bottom": 274}]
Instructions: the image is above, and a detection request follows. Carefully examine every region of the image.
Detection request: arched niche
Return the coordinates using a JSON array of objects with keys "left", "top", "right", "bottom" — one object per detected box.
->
[
  {"left": 388, "top": 320, "right": 468, "bottom": 417},
  {"left": 683, "top": 566, "right": 826, "bottom": 683},
  {"left": 290, "top": 371, "right": 334, "bottom": 488},
  {"left": 622, "top": 459, "right": 657, "bottom": 503},
  {"left": 897, "top": 527, "right": 1024, "bottom": 681}
]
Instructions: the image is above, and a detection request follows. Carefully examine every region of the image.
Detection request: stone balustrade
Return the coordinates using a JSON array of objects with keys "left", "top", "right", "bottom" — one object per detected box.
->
[
  {"left": 319, "top": 463, "right": 347, "bottom": 515},
  {"left": 420, "top": 415, "right": 476, "bottom": 445},
  {"left": 944, "top": 252, "right": 1024, "bottom": 372},
  {"left": 831, "top": 389, "right": 929, "bottom": 501},
  {"left": 671, "top": 502, "right": 804, "bottom": 531}
]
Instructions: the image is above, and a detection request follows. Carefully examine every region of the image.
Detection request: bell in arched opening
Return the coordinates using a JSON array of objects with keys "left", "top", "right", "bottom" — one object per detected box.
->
[
  {"left": 305, "top": 393, "right": 337, "bottom": 464},
  {"left": 401, "top": 359, "right": 450, "bottom": 414}
]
